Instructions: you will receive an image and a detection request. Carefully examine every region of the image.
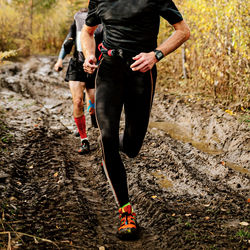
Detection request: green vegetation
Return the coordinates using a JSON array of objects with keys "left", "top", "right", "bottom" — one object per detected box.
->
[
  {"left": 236, "top": 229, "right": 250, "bottom": 240},
  {"left": 238, "top": 109, "right": 250, "bottom": 125}
]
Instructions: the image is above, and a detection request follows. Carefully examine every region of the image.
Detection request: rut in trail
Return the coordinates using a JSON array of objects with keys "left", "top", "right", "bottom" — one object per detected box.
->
[{"left": 0, "top": 56, "right": 249, "bottom": 249}]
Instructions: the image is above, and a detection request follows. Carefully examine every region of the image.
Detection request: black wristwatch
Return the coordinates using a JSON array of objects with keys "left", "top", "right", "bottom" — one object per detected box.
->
[{"left": 154, "top": 49, "right": 164, "bottom": 61}]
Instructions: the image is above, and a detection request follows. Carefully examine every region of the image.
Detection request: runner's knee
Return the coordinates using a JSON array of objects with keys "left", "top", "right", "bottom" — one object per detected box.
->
[
  {"left": 73, "top": 97, "right": 84, "bottom": 110},
  {"left": 122, "top": 138, "right": 142, "bottom": 158}
]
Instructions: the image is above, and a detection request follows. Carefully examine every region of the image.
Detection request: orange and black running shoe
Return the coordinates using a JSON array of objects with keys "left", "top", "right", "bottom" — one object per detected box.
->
[{"left": 117, "top": 203, "right": 139, "bottom": 240}]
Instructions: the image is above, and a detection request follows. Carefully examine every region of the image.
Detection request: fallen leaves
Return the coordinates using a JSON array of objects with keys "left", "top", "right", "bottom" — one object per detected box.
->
[
  {"left": 239, "top": 222, "right": 249, "bottom": 226},
  {"left": 225, "top": 109, "right": 235, "bottom": 116}
]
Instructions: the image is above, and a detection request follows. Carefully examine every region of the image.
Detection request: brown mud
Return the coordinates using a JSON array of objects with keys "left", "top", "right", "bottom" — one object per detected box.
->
[{"left": 0, "top": 56, "right": 249, "bottom": 249}]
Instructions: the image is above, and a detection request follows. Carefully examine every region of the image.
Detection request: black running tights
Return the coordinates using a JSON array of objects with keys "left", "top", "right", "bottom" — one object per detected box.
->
[{"left": 96, "top": 54, "right": 157, "bottom": 207}]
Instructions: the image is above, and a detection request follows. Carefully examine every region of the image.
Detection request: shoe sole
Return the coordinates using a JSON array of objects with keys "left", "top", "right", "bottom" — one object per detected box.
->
[
  {"left": 117, "top": 226, "right": 139, "bottom": 241},
  {"left": 78, "top": 150, "right": 90, "bottom": 155},
  {"left": 117, "top": 231, "right": 139, "bottom": 241}
]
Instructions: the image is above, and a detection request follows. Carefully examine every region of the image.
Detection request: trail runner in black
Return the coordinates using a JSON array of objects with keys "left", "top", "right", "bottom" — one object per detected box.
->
[{"left": 81, "top": 0, "right": 190, "bottom": 239}]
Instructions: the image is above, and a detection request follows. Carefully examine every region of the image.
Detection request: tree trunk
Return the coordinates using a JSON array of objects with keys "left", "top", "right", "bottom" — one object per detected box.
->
[
  {"left": 182, "top": 44, "right": 188, "bottom": 79},
  {"left": 30, "top": 0, "right": 33, "bottom": 34}
]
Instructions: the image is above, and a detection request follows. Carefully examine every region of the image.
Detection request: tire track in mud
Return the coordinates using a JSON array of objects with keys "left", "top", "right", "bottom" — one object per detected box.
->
[
  {"left": 164, "top": 138, "right": 248, "bottom": 201},
  {"left": 128, "top": 133, "right": 248, "bottom": 204},
  {"left": 10, "top": 123, "right": 246, "bottom": 249},
  {"left": 4, "top": 126, "right": 149, "bottom": 248},
  {"left": 3, "top": 126, "right": 101, "bottom": 248}
]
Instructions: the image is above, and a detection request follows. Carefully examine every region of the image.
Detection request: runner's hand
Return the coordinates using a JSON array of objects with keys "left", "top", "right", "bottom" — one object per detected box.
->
[
  {"left": 54, "top": 59, "right": 63, "bottom": 72},
  {"left": 130, "top": 52, "right": 158, "bottom": 73},
  {"left": 83, "top": 55, "right": 98, "bottom": 74}
]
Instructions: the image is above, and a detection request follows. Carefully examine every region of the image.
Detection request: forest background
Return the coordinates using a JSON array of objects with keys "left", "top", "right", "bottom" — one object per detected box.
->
[{"left": 0, "top": 0, "right": 249, "bottom": 108}]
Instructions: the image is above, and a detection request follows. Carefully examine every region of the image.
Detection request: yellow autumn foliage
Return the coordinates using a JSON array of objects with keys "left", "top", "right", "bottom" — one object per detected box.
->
[
  {"left": 0, "top": 1, "right": 22, "bottom": 51},
  {"left": 0, "top": 50, "right": 17, "bottom": 63},
  {"left": 0, "top": 0, "right": 88, "bottom": 54},
  {"left": 158, "top": 0, "right": 249, "bottom": 106}
]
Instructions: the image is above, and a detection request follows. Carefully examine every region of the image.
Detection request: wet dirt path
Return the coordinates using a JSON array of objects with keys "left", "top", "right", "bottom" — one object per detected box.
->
[{"left": 0, "top": 56, "right": 249, "bottom": 249}]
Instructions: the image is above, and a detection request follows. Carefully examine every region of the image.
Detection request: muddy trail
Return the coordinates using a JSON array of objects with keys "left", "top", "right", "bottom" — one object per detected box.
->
[{"left": 0, "top": 56, "right": 249, "bottom": 249}]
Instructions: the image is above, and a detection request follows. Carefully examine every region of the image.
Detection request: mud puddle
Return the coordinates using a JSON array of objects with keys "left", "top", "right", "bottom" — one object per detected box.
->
[
  {"left": 149, "top": 121, "right": 224, "bottom": 155},
  {"left": 0, "top": 56, "right": 249, "bottom": 249},
  {"left": 224, "top": 162, "right": 250, "bottom": 176}
]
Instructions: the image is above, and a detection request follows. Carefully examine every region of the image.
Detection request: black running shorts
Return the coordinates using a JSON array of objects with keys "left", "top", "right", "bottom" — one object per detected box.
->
[{"left": 65, "top": 58, "right": 96, "bottom": 89}]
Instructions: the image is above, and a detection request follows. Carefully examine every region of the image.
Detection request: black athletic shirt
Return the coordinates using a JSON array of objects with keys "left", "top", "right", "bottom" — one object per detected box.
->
[{"left": 86, "top": 0, "right": 183, "bottom": 55}]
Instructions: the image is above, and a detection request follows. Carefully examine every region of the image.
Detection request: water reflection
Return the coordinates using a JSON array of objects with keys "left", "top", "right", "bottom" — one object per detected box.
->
[
  {"left": 152, "top": 172, "right": 173, "bottom": 189},
  {"left": 225, "top": 161, "right": 250, "bottom": 176},
  {"left": 149, "top": 121, "right": 224, "bottom": 155}
]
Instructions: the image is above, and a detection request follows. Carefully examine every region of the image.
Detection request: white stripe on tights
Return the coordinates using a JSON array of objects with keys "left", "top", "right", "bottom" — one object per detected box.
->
[{"left": 101, "top": 159, "right": 120, "bottom": 207}]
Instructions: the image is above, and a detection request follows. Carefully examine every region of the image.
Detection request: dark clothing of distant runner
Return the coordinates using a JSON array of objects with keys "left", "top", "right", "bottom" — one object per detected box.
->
[
  {"left": 86, "top": 0, "right": 183, "bottom": 207},
  {"left": 58, "top": 10, "right": 103, "bottom": 87}
]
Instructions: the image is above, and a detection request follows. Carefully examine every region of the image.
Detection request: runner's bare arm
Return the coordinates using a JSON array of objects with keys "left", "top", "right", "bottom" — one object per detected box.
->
[
  {"left": 81, "top": 24, "right": 98, "bottom": 74},
  {"left": 131, "top": 20, "right": 190, "bottom": 73}
]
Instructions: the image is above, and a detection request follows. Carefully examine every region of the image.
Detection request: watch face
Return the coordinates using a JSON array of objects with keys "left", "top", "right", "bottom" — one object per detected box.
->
[{"left": 154, "top": 50, "right": 164, "bottom": 61}]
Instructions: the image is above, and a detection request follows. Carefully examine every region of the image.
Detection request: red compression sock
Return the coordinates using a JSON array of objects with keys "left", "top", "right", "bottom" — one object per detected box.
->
[{"left": 74, "top": 115, "right": 87, "bottom": 139}]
